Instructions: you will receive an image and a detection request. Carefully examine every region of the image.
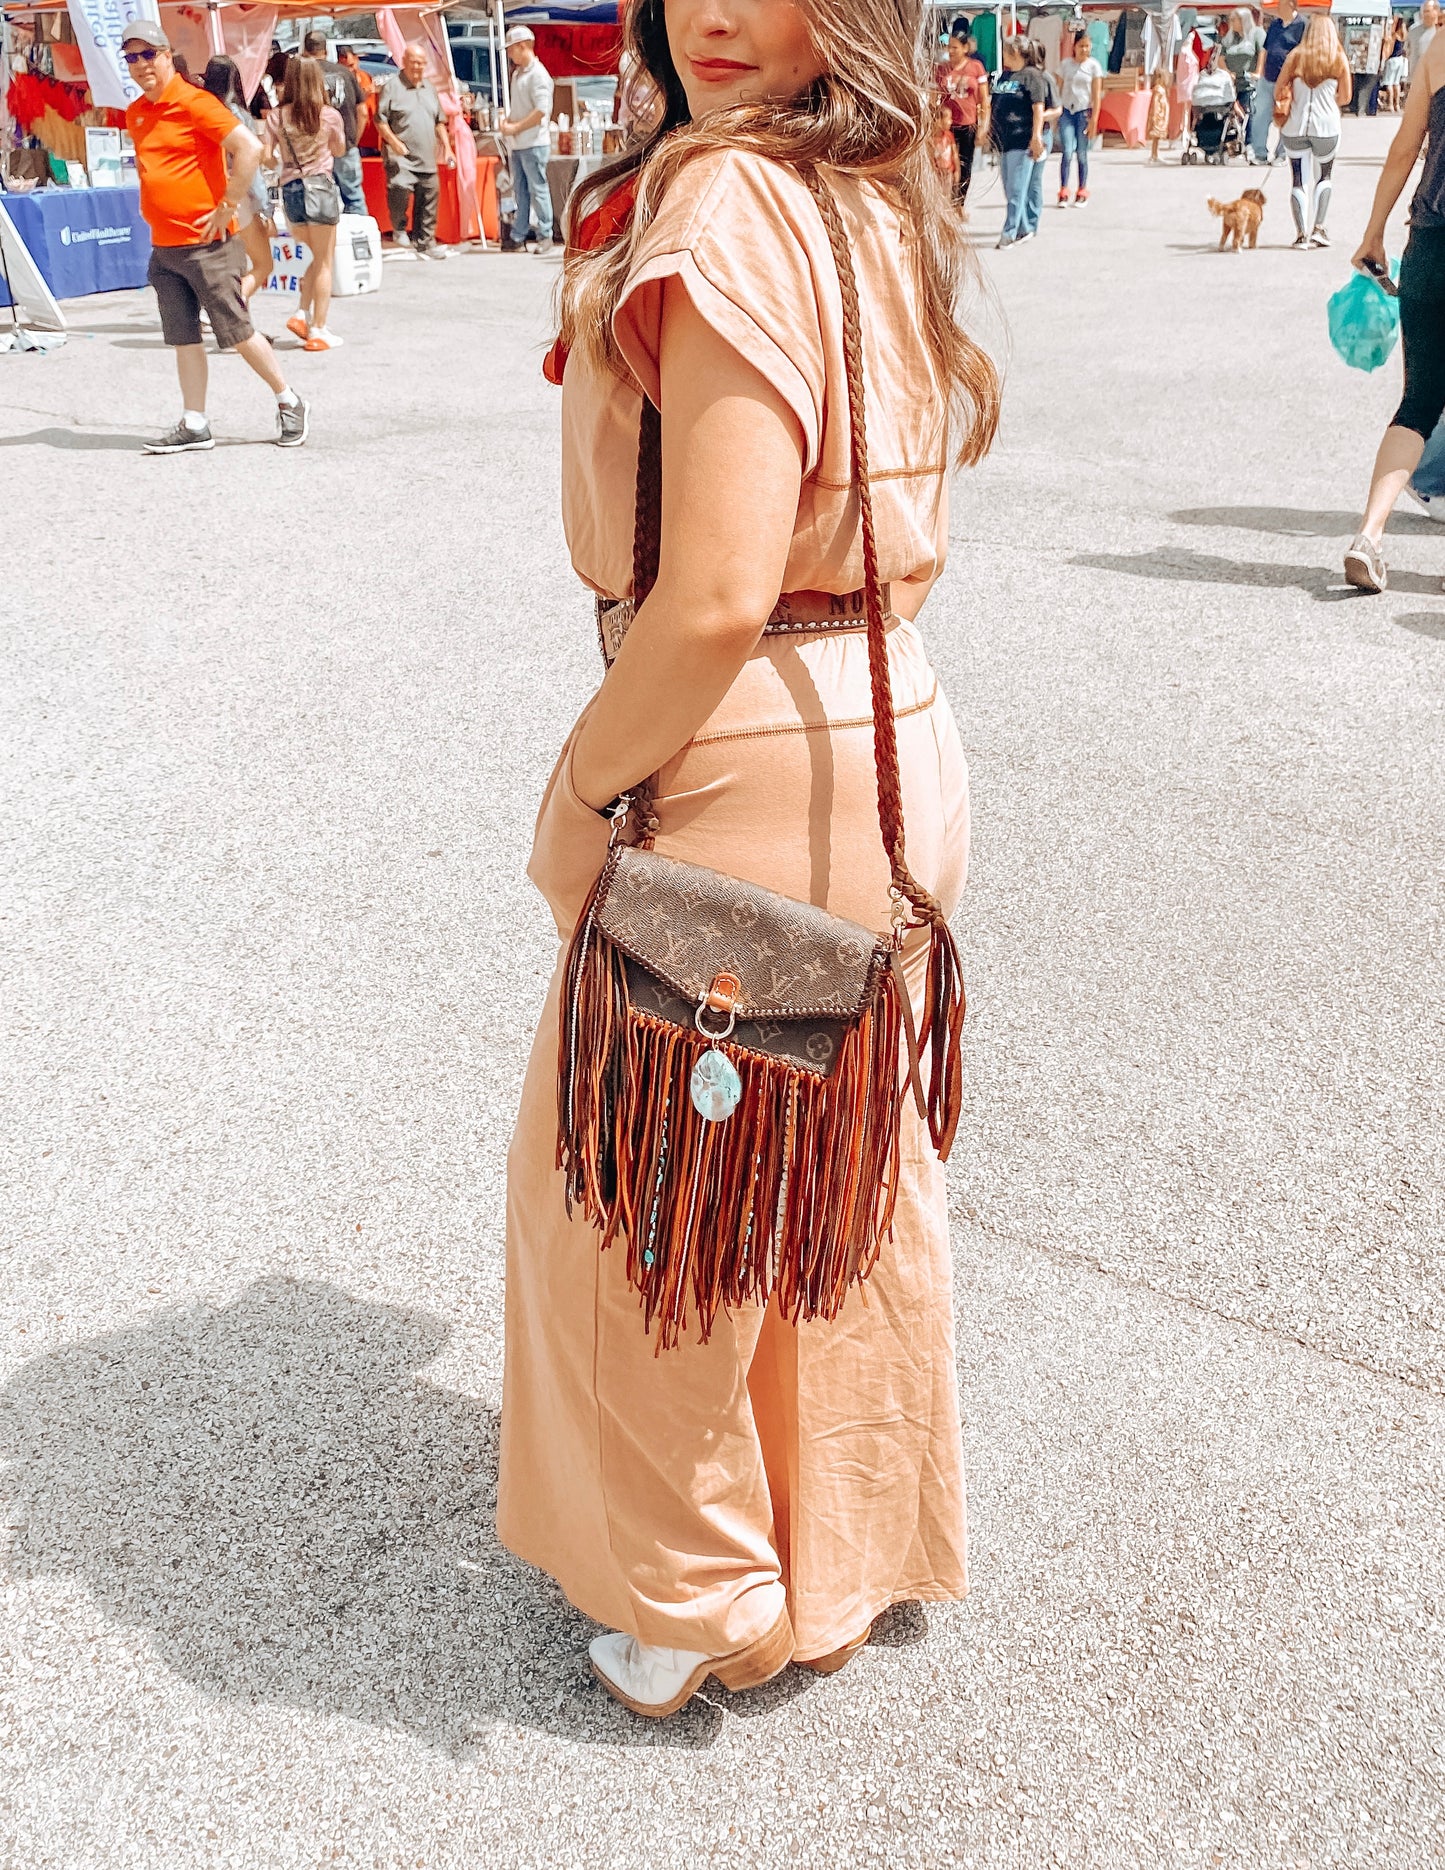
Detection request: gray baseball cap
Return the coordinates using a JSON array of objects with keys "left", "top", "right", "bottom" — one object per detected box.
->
[{"left": 119, "top": 19, "right": 170, "bottom": 49}]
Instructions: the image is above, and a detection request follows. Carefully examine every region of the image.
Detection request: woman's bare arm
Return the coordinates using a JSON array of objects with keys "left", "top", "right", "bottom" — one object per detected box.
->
[
  {"left": 570, "top": 278, "right": 806, "bottom": 810},
  {"left": 1355, "top": 38, "right": 1438, "bottom": 267}
]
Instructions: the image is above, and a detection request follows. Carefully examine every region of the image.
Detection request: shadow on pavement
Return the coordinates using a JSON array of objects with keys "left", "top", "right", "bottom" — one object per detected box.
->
[
  {"left": 1171, "top": 504, "right": 1435, "bottom": 537},
  {"left": 0, "top": 1276, "right": 740, "bottom": 1754},
  {"left": 1072, "top": 546, "right": 1444, "bottom": 601},
  {"left": 1393, "top": 611, "right": 1445, "bottom": 639},
  {"left": 0, "top": 427, "right": 150, "bottom": 451}
]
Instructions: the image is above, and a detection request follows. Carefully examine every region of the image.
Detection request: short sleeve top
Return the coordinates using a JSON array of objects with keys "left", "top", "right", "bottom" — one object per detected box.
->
[
  {"left": 264, "top": 105, "right": 344, "bottom": 181},
  {"left": 560, "top": 149, "right": 951, "bottom": 606},
  {"left": 126, "top": 74, "right": 238, "bottom": 247}
]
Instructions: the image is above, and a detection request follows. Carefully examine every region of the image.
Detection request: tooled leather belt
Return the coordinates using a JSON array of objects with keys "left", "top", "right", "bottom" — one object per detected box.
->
[{"left": 595, "top": 583, "right": 892, "bottom": 667}]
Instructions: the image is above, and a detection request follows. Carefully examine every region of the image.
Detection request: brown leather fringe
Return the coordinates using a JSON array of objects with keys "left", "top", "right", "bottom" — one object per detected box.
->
[
  {"left": 920, "top": 914, "right": 967, "bottom": 1162},
  {"left": 557, "top": 922, "right": 907, "bottom": 1350}
]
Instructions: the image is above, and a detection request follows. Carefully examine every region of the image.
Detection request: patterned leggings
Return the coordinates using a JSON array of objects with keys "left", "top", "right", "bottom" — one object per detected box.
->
[{"left": 1283, "top": 133, "right": 1338, "bottom": 237}]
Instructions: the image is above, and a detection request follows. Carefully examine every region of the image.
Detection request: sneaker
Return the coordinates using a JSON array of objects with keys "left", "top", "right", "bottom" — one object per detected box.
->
[
  {"left": 1292, "top": 233, "right": 1311, "bottom": 249},
  {"left": 286, "top": 314, "right": 309, "bottom": 342},
  {"left": 1058, "top": 188, "right": 1071, "bottom": 207},
  {"left": 498, "top": 239, "right": 526, "bottom": 254},
  {"left": 1015, "top": 228, "right": 1035, "bottom": 244},
  {"left": 275, "top": 396, "right": 309, "bottom": 449},
  {"left": 303, "top": 328, "right": 344, "bottom": 351},
  {"left": 1310, "top": 226, "right": 1331, "bottom": 247},
  {"left": 995, "top": 235, "right": 1016, "bottom": 248},
  {"left": 392, "top": 230, "right": 411, "bottom": 247},
  {"left": 1075, "top": 188, "right": 1089, "bottom": 206},
  {"left": 1405, "top": 485, "right": 1445, "bottom": 522},
  {"left": 143, "top": 418, "right": 213, "bottom": 455},
  {"left": 1343, "top": 532, "right": 1386, "bottom": 593},
  {"left": 429, "top": 245, "right": 451, "bottom": 261}
]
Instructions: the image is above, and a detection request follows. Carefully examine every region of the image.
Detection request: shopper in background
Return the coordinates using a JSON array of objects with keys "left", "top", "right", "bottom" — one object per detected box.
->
[
  {"left": 991, "top": 34, "right": 1047, "bottom": 248},
  {"left": 201, "top": 55, "right": 276, "bottom": 307},
  {"left": 264, "top": 54, "right": 345, "bottom": 350},
  {"left": 935, "top": 33, "right": 988, "bottom": 211},
  {"left": 1253, "top": 0, "right": 1304, "bottom": 161},
  {"left": 337, "top": 45, "right": 376, "bottom": 146},
  {"left": 1222, "top": 6, "right": 1266, "bottom": 160},
  {"left": 1056, "top": 23, "right": 1102, "bottom": 206},
  {"left": 1345, "top": 24, "right": 1445, "bottom": 590},
  {"left": 376, "top": 42, "right": 454, "bottom": 257},
  {"left": 301, "top": 29, "right": 364, "bottom": 216},
  {"left": 1408, "top": 0, "right": 1439, "bottom": 84},
  {"left": 931, "top": 93, "right": 961, "bottom": 191},
  {"left": 1274, "top": 13, "right": 1351, "bottom": 249},
  {"left": 1380, "top": 18, "right": 1408, "bottom": 110},
  {"left": 123, "top": 20, "right": 307, "bottom": 452},
  {"left": 499, "top": 25, "right": 556, "bottom": 251},
  {"left": 1022, "top": 40, "right": 1061, "bottom": 238}
]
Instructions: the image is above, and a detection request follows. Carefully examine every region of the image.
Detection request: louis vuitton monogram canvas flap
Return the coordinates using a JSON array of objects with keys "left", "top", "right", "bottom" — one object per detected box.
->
[{"left": 595, "top": 847, "right": 887, "bottom": 1027}]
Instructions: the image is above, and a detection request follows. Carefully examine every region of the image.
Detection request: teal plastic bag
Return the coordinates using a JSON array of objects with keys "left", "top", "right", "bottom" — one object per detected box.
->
[{"left": 1328, "top": 266, "right": 1402, "bottom": 373}]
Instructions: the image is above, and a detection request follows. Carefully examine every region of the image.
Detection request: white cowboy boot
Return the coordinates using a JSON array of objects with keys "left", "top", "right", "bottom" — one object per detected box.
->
[{"left": 588, "top": 1611, "right": 794, "bottom": 1718}]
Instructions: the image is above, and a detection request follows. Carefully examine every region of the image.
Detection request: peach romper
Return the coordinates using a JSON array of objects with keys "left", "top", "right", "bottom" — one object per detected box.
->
[{"left": 497, "top": 149, "right": 972, "bottom": 1664}]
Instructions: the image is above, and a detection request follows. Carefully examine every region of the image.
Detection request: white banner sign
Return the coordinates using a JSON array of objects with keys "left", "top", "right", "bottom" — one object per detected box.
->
[{"left": 67, "top": 0, "right": 161, "bottom": 111}]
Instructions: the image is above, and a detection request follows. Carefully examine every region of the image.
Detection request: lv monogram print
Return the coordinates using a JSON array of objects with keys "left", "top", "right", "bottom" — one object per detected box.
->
[
  {"left": 624, "top": 962, "right": 850, "bottom": 1077},
  {"left": 596, "top": 848, "right": 887, "bottom": 1026}
]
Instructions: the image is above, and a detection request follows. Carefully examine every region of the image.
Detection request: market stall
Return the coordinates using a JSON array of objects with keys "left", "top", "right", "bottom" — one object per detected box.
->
[
  {"left": 0, "top": 176, "right": 147, "bottom": 302},
  {"left": 360, "top": 149, "right": 500, "bottom": 240},
  {"left": 1, "top": 0, "right": 495, "bottom": 304}
]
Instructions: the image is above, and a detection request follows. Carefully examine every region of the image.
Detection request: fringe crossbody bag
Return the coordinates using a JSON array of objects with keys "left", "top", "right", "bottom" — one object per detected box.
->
[{"left": 557, "top": 170, "right": 964, "bottom": 1350}]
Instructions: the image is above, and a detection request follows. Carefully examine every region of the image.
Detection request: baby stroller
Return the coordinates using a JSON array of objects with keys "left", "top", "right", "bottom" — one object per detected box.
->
[{"left": 1181, "top": 69, "right": 1245, "bottom": 165}]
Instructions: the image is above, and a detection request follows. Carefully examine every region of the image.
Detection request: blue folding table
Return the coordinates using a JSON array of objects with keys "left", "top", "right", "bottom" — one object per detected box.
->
[{"left": 0, "top": 184, "right": 152, "bottom": 306}]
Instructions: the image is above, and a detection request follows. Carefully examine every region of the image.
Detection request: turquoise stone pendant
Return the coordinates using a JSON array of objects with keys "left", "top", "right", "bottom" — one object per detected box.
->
[{"left": 690, "top": 1047, "right": 742, "bottom": 1122}]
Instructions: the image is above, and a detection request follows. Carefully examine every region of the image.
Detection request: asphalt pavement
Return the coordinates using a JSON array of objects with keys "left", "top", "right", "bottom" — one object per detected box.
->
[{"left": 3, "top": 115, "right": 1443, "bottom": 1869}]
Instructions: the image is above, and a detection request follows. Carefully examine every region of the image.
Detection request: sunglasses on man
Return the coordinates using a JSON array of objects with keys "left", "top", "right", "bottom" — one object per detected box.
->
[{"left": 123, "top": 46, "right": 162, "bottom": 64}]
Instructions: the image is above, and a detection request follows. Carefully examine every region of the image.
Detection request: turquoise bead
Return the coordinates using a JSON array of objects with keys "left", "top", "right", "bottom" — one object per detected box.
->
[{"left": 690, "top": 1047, "right": 742, "bottom": 1122}]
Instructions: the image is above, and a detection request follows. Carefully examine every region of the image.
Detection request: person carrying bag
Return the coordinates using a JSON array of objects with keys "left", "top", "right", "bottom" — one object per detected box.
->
[
  {"left": 496, "top": 0, "right": 1000, "bottom": 1720},
  {"left": 263, "top": 55, "right": 345, "bottom": 352}
]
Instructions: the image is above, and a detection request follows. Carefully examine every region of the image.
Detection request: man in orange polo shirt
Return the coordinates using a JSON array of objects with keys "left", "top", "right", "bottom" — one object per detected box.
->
[{"left": 123, "top": 20, "right": 308, "bottom": 452}]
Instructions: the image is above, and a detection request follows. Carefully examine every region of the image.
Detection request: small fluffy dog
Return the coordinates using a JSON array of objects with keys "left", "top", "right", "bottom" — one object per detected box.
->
[{"left": 1208, "top": 189, "right": 1267, "bottom": 251}]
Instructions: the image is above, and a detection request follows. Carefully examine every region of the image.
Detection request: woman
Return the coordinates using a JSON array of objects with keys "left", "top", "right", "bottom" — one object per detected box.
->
[
  {"left": 1056, "top": 24, "right": 1103, "bottom": 206},
  {"left": 935, "top": 32, "right": 989, "bottom": 211},
  {"left": 1344, "top": 26, "right": 1445, "bottom": 590},
  {"left": 991, "top": 33, "right": 1048, "bottom": 246},
  {"left": 1221, "top": 4, "right": 1266, "bottom": 156},
  {"left": 1022, "top": 40, "right": 1062, "bottom": 238},
  {"left": 1274, "top": 14, "right": 1352, "bottom": 249},
  {"left": 499, "top": 0, "right": 999, "bottom": 1716},
  {"left": 201, "top": 56, "right": 275, "bottom": 307},
  {"left": 1381, "top": 17, "right": 1409, "bottom": 111},
  {"left": 263, "top": 56, "right": 345, "bottom": 352}
]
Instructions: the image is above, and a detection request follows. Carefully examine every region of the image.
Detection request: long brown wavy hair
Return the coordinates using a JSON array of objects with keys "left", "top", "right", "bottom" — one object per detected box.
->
[{"left": 558, "top": 0, "right": 1000, "bottom": 466}]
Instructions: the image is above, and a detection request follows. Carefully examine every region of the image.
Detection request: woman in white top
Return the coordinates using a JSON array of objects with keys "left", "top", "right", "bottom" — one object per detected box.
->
[
  {"left": 1274, "top": 14, "right": 1352, "bottom": 246},
  {"left": 1054, "top": 24, "right": 1103, "bottom": 207}
]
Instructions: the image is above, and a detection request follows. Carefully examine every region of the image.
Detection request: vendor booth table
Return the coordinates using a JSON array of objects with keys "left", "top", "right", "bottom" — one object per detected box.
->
[
  {"left": 360, "top": 154, "right": 500, "bottom": 244},
  {"left": 1096, "top": 86, "right": 1151, "bottom": 147},
  {"left": 0, "top": 183, "right": 149, "bottom": 305},
  {"left": 546, "top": 151, "right": 606, "bottom": 209}
]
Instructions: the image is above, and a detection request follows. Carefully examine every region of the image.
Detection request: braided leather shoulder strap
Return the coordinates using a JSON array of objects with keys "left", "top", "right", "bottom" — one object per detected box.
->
[{"left": 631, "top": 166, "right": 942, "bottom": 927}]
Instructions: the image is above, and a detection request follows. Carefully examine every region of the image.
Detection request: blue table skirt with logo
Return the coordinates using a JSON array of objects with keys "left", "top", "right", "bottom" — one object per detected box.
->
[{"left": 0, "top": 184, "right": 152, "bottom": 306}]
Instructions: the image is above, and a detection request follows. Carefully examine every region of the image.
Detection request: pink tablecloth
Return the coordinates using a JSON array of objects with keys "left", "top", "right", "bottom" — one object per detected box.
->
[{"left": 1097, "top": 89, "right": 1151, "bottom": 147}]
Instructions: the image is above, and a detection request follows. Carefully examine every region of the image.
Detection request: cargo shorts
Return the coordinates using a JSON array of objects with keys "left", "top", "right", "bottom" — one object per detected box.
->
[{"left": 148, "top": 235, "right": 254, "bottom": 350}]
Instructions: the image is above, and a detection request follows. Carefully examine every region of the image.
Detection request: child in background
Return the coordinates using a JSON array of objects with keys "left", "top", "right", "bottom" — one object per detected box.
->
[
  {"left": 1146, "top": 64, "right": 1171, "bottom": 160},
  {"left": 931, "top": 97, "right": 962, "bottom": 192}
]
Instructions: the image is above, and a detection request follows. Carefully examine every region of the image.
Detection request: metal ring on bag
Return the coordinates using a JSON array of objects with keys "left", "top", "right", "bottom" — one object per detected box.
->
[{"left": 695, "top": 1000, "right": 738, "bottom": 1042}]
